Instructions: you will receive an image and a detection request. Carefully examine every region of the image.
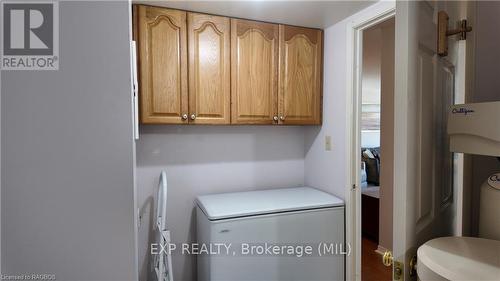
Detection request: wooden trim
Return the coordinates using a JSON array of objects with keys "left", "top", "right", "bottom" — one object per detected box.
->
[
  {"left": 375, "top": 245, "right": 389, "bottom": 256},
  {"left": 437, "top": 11, "right": 449, "bottom": 56},
  {"left": 278, "top": 24, "right": 284, "bottom": 125},
  {"left": 283, "top": 25, "right": 320, "bottom": 44},
  {"left": 132, "top": 5, "right": 138, "bottom": 41},
  {"left": 319, "top": 29, "right": 324, "bottom": 125},
  {"left": 230, "top": 19, "right": 237, "bottom": 124},
  {"left": 234, "top": 19, "right": 277, "bottom": 40}
]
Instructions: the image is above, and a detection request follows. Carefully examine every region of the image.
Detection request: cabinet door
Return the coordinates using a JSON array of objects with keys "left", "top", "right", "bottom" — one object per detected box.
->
[
  {"left": 231, "top": 19, "right": 279, "bottom": 124},
  {"left": 137, "top": 5, "right": 188, "bottom": 124},
  {"left": 279, "top": 25, "right": 322, "bottom": 125},
  {"left": 188, "top": 13, "right": 230, "bottom": 124}
]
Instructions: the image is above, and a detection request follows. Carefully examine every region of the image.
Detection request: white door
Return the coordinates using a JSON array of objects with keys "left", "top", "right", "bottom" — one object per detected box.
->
[{"left": 392, "top": 1, "right": 473, "bottom": 280}]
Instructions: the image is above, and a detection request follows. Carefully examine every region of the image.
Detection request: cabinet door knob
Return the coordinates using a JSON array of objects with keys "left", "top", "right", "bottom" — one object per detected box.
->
[
  {"left": 273, "top": 116, "right": 279, "bottom": 121},
  {"left": 280, "top": 116, "right": 285, "bottom": 121},
  {"left": 190, "top": 114, "right": 196, "bottom": 120},
  {"left": 182, "top": 114, "right": 188, "bottom": 120}
]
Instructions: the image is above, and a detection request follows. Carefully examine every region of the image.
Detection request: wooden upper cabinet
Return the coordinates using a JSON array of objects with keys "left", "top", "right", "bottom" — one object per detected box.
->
[
  {"left": 136, "top": 5, "right": 188, "bottom": 124},
  {"left": 279, "top": 25, "right": 323, "bottom": 125},
  {"left": 231, "top": 19, "right": 279, "bottom": 124},
  {"left": 188, "top": 13, "right": 230, "bottom": 124},
  {"left": 134, "top": 5, "right": 323, "bottom": 126}
]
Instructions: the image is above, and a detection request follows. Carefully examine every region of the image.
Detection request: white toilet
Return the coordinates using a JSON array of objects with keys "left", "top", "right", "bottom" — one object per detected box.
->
[{"left": 417, "top": 173, "right": 500, "bottom": 281}]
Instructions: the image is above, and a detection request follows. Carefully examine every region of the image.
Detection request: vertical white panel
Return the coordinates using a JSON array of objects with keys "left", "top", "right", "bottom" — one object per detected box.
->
[
  {"left": 2, "top": 2, "right": 137, "bottom": 280},
  {"left": 437, "top": 61, "right": 454, "bottom": 207},
  {"left": 10, "top": 10, "right": 24, "bottom": 49},
  {"left": 393, "top": 2, "right": 460, "bottom": 276},
  {"left": 131, "top": 41, "right": 139, "bottom": 140},
  {"left": 416, "top": 49, "right": 435, "bottom": 231}
]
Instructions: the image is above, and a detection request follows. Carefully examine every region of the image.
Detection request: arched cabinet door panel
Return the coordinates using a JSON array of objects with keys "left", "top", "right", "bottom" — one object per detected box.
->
[
  {"left": 136, "top": 5, "right": 188, "bottom": 124},
  {"left": 188, "top": 13, "right": 231, "bottom": 124},
  {"left": 231, "top": 19, "right": 279, "bottom": 124},
  {"left": 279, "top": 25, "right": 323, "bottom": 125}
]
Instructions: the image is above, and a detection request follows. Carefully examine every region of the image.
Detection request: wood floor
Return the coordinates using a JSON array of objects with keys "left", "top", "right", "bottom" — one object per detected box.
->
[{"left": 362, "top": 237, "right": 392, "bottom": 281}]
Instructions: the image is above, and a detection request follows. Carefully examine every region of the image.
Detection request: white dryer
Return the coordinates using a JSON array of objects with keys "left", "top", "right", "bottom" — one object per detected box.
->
[{"left": 196, "top": 187, "right": 345, "bottom": 281}]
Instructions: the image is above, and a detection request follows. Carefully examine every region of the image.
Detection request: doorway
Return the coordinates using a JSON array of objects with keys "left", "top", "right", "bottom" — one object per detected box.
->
[
  {"left": 358, "top": 17, "right": 395, "bottom": 281},
  {"left": 342, "top": 3, "right": 395, "bottom": 280},
  {"left": 345, "top": 2, "right": 472, "bottom": 280}
]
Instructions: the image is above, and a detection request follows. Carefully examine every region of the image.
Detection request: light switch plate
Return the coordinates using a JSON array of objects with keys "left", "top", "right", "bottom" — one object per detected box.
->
[{"left": 325, "top": 135, "right": 332, "bottom": 151}]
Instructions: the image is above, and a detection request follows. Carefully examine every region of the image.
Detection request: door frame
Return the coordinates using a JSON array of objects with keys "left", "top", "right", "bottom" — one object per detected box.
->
[{"left": 344, "top": 2, "right": 395, "bottom": 281}]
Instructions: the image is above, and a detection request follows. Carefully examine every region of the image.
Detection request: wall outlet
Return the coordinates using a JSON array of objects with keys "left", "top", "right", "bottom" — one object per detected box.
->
[{"left": 325, "top": 135, "right": 332, "bottom": 151}]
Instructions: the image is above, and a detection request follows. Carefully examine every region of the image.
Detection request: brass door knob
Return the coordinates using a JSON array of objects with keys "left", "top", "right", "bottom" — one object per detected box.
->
[
  {"left": 273, "top": 116, "right": 279, "bottom": 121},
  {"left": 382, "top": 251, "right": 404, "bottom": 280},
  {"left": 280, "top": 115, "right": 285, "bottom": 121},
  {"left": 382, "top": 251, "right": 393, "bottom": 267},
  {"left": 190, "top": 114, "right": 196, "bottom": 120},
  {"left": 181, "top": 114, "right": 188, "bottom": 120}
]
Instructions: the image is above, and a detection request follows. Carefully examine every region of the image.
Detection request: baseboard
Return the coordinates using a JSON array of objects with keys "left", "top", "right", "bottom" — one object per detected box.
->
[{"left": 375, "top": 245, "right": 389, "bottom": 256}]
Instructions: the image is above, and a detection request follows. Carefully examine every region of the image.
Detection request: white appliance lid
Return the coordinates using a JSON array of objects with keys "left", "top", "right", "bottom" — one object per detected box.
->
[
  {"left": 448, "top": 101, "right": 500, "bottom": 157},
  {"left": 417, "top": 237, "right": 500, "bottom": 281},
  {"left": 196, "top": 187, "right": 344, "bottom": 220}
]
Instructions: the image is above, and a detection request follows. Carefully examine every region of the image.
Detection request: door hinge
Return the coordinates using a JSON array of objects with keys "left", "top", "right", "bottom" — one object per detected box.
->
[{"left": 409, "top": 255, "right": 417, "bottom": 277}]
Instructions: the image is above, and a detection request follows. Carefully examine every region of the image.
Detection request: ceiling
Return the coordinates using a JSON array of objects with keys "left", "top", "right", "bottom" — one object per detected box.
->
[{"left": 133, "top": 1, "right": 376, "bottom": 29}]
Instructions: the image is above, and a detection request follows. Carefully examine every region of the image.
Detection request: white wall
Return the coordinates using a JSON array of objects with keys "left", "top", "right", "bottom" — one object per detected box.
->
[
  {"left": 470, "top": 1, "right": 500, "bottom": 236},
  {"left": 304, "top": 1, "right": 391, "bottom": 200},
  {"left": 362, "top": 27, "right": 382, "bottom": 105},
  {"left": 1, "top": 1, "right": 137, "bottom": 280},
  {"left": 304, "top": 20, "right": 349, "bottom": 200},
  {"left": 136, "top": 126, "right": 306, "bottom": 281}
]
